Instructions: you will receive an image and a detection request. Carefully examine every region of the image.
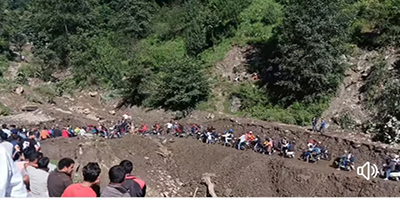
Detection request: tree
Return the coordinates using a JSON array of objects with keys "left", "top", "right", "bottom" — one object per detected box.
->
[
  {"left": 28, "top": 0, "right": 99, "bottom": 68},
  {"left": 266, "top": 0, "right": 353, "bottom": 105},
  {"left": 105, "top": 0, "right": 155, "bottom": 39},
  {"left": 145, "top": 57, "right": 210, "bottom": 111}
]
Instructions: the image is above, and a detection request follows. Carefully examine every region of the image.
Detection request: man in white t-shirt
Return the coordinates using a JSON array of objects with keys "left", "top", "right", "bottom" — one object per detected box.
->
[
  {"left": 238, "top": 134, "right": 246, "bottom": 150},
  {"left": 122, "top": 113, "right": 131, "bottom": 121},
  {"left": 166, "top": 121, "right": 173, "bottom": 134},
  {"left": 26, "top": 157, "right": 50, "bottom": 197},
  {"left": 0, "top": 143, "right": 28, "bottom": 197}
]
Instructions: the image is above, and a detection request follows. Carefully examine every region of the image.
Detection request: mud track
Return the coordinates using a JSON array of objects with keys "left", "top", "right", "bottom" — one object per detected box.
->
[{"left": 40, "top": 118, "right": 400, "bottom": 197}]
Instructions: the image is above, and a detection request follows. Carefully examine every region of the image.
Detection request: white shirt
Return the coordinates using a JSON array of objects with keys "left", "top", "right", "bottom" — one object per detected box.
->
[
  {"left": 239, "top": 135, "right": 246, "bottom": 143},
  {"left": 26, "top": 166, "right": 49, "bottom": 197},
  {"left": 0, "top": 144, "right": 28, "bottom": 197},
  {"left": 122, "top": 114, "right": 131, "bottom": 120},
  {"left": 2, "top": 129, "right": 11, "bottom": 138},
  {"left": 207, "top": 132, "right": 212, "bottom": 140},
  {"left": 167, "top": 123, "right": 173, "bottom": 129},
  {"left": 1, "top": 141, "right": 13, "bottom": 157}
]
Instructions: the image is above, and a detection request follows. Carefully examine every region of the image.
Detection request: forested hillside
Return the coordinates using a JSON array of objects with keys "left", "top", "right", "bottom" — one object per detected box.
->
[{"left": 1, "top": 0, "right": 400, "bottom": 142}]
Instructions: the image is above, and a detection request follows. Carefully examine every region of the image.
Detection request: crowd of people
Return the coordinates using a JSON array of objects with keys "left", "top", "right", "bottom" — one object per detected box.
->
[{"left": 0, "top": 122, "right": 146, "bottom": 197}]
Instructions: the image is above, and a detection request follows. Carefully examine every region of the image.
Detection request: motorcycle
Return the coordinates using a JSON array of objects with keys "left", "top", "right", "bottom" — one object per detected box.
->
[
  {"left": 380, "top": 164, "right": 400, "bottom": 181},
  {"left": 283, "top": 149, "right": 295, "bottom": 158},
  {"left": 319, "top": 149, "right": 331, "bottom": 161},
  {"left": 253, "top": 142, "right": 265, "bottom": 154},
  {"left": 300, "top": 150, "right": 320, "bottom": 163},
  {"left": 333, "top": 157, "right": 355, "bottom": 171}
]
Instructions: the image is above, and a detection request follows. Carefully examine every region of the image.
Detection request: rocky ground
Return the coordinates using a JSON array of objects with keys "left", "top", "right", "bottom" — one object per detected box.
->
[
  {"left": 39, "top": 122, "right": 400, "bottom": 197},
  {"left": 2, "top": 86, "right": 400, "bottom": 197}
]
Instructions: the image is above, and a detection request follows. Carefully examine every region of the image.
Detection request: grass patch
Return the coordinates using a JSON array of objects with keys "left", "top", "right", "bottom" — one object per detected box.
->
[
  {"left": 0, "top": 102, "right": 12, "bottom": 116},
  {"left": 229, "top": 83, "right": 330, "bottom": 126},
  {"left": 33, "top": 85, "right": 57, "bottom": 103},
  {"left": 200, "top": 38, "right": 235, "bottom": 68}
]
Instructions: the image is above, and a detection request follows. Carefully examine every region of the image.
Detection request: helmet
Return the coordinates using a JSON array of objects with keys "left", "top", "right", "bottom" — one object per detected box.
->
[
  {"left": 229, "top": 129, "right": 233, "bottom": 133},
  {"left": 318, "top": 141, "right": 322, "bottom": 144},
  {"left": 249, "top": 131, "right": 253, "bottom": 134}
]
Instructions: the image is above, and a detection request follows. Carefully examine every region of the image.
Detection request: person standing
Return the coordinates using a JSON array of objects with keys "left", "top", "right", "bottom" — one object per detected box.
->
[
  {"left": 120, "top": 160, "right": 146, "bottom": 197},
  {"left": 320, "top": 119, "right": 327, "bottom": 134},
  {"left": 61, "top": 162, "right": 101, "bottom": 197},
  {"left": 0, "top": 143, "right": 28, "bottom": 197},
  {"left": 26, "top": 157, "right": 50, "bottom": 197},
  {"left": 100, "top": 165, "right": 130, "bottom": 197},
  {"left": 47, "top": 158, "right": 75, "bottom": 197},
  {"left": 312, "top": 117, "right": 318, "bottom": 132}
]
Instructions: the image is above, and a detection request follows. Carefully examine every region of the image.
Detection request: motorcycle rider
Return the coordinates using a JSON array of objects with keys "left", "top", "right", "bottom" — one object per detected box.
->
[
  {"left": 238, "top": 133, "right": 246, "bottom": 150},
  {"left": 304, "top": 141, "right": 317, "bottom": 162},
  {"left": 153, "top": 123, "right": 161, "bottom": 134},
  {"left": 221, "top": 129, "right": 234, "bottom": 146},
  {"left": 288, "top": 141, "right": 296, "bottom": 153},
  {"left": 336, "top": 151, "right": 355, "bottom": 170},
  {"left": 139, "top": 124, "right": 148, "bottom": 135},
  {"left": 281, "top": 138, "right": 289, "bottom": 155},
  {"left": 191, "top": 124, "right": 199, "bottom": 135},
  {"left": 384, "top": 154, "right": 400, "bottom": 180},
  {"left": 263, "top": 138, "right": 273, "bottom": 155}
]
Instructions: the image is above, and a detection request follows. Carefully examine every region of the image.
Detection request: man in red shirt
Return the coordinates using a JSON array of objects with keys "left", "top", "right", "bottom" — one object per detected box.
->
[{"left": 61, "top": 162, "right": 101, "bottom": 197}]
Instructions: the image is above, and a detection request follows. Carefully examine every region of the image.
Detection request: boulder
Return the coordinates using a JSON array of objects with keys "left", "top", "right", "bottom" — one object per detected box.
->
[
  {"left": 89, "top": 91, "right": 98, "bottom": 97},
  {"left": 109, "top": 110, "right": 116, "bottom": 115},
  {"left": 15, "top": 86, "right": 24, "bottom": 95},
  {"left": 83, "top": 108, "right": 91, "bottom": 115},
  {"left": 230, "top": 96, "right": 241, "bottom": 113},
  {"left": 86, "top": 113, "right": 100, "bottom": 121},
  {"left": 21, "top": 105, "right": 38, "bottom": 112}
]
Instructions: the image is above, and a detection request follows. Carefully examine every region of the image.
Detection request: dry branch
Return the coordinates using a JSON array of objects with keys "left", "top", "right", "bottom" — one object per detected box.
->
[
  {"left": 193, "top": 187, "right": 199, "bottom": 197},
  {"left": 202, "top": 173, "right": 217, "bottom": 197}
]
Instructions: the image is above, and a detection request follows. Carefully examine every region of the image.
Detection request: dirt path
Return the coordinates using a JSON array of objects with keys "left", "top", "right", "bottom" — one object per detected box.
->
[{"left": 41, "top": 128, "right": 400, "bottom": 197}]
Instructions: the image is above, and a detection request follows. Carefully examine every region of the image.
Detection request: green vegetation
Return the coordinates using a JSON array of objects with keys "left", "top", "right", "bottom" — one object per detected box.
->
[
  {"left": 1, "top": 0, "right": 400, "bottom": 141},
  {"left": 0, "top": 102, "right": 12, "bottom": 116}
]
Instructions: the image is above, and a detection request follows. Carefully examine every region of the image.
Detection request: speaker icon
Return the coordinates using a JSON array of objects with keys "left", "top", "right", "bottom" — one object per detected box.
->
[{"left": 357, "top": 161, "right": 379, "bottom": 181}]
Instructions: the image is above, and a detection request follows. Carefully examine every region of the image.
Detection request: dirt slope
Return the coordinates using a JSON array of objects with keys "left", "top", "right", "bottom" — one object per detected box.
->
[
  {"left": 322, "top": 48, "right": 400, "bottom": 130},
  {"left": 40, "top": 117, "right": 400, "bottom": 197}
]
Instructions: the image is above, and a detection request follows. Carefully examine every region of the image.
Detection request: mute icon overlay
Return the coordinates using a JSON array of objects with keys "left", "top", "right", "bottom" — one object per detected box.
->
[{"left": 357, "top": 161, "right": 379, "bottom": 181}]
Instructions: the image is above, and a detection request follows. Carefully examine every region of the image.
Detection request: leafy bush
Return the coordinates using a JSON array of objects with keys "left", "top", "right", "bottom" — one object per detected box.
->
[
  {"left": 231, "top": 84, "right": 329, "bottom": 126},
  {"left": 0, "top": 102, "right": 12, "bottom": 116},
  {"left": 33, "top": 85, "right": 58, "bottom": 103},
  {"left": 236, "top": 0, "right": 283, "bottom": 43},
  {"left": 144, "top": 57, "right": 210, "bottom": 111}
]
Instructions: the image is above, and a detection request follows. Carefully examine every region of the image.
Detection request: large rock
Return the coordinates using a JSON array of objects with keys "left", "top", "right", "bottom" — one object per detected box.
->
[
  {"left": 230, "top": 96, "right": 241, "bottom": 113},
  {"left": 83, "top": 108, "right": 91, "bottom": 115},
  {"left": 89, "top": 91, "right": 98, "bottom": 97},
  {"left": 21, "top": 105, "right": 38, "bottom": 112},
  {"left": 15, "top": 86, "right": 24, "bottom": 95},
  {"left": 86, "top": 113, "right": 101, "bottom": 121},
  {"left": 109, "top": 110, "right": 116, "bottom": 115}
]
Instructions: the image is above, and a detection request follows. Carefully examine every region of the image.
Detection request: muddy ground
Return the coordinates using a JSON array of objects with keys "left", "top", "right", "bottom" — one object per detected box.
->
[{"left": 40, "top": 118, "right": 400, "bottom": 197}]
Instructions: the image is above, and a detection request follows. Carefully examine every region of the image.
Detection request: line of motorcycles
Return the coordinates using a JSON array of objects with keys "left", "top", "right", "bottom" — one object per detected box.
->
[
  {"left": 143, "top": 127, "right": 400, "bottom": 181},
  {"left": 190, "top": 131, "right": 360, "bottom": 173},
  {"left": 190, "top": 131, "right": 335, "bottom": 162}
]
